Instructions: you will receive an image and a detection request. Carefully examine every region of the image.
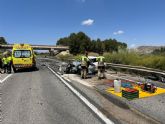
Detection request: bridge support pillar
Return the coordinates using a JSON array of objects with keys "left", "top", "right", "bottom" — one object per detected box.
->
[
  {"left": 49, "top": 48, "right": 55, "bottom": 56},
  {"left": 49, "top": 49, "right": 61, "bottom": 56}
]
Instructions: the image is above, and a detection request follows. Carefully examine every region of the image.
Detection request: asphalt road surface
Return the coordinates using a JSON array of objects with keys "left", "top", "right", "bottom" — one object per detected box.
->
[{"left": 1, "top": 65, "right": 104, "bottom": 124}]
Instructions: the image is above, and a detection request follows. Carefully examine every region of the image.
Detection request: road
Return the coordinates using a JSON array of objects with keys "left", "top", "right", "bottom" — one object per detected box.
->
[{"left": 1, "top": 65, "right": 104, "bottom": 124}]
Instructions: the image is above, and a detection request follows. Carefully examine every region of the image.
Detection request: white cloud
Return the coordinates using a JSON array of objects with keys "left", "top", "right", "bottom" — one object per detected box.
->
[
  {"left": 81, "top": 19, "right": 94, "bottom": 26},
  {"left": 113, "top": 30, "right": 124, "bottom": 35}
]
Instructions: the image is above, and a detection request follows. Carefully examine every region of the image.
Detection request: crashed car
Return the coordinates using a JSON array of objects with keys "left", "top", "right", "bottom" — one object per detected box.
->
[
  {"left": 65, "top": 61, "right": 81, "bottom": 74},
  {"left": 64, "top": 59, "right": 96, "bottom": 75}
]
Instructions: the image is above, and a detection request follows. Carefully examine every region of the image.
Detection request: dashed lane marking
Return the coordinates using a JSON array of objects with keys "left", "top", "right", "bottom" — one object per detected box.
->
[
  {"left": 0, "top": 74, "right": 13, "bottom": 83},
  {"left": 48, "top": 66, "right": 114, "bottom": 124}
]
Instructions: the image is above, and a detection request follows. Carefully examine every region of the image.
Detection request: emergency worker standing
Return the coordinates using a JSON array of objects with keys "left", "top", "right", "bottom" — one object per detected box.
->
[
  {"left": 7, "top": 55, "right": 12, "bottom": 73},
  {"left": 97, "top": 52, "right": 105, "bottom": 79},
  {"left": 2, "top": 55, "right": 8, "bottom": 73},
  {"left": 0, "top": 58, "right": 2, "bottom": 73},
  {"left": 81, "top": 52, "right": 89, "bottom": 79}
]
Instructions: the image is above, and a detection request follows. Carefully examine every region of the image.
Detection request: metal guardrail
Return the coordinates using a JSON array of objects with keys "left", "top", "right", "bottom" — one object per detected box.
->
[{"left": 106, "top": 63, "right": 165, "bottom": 77}]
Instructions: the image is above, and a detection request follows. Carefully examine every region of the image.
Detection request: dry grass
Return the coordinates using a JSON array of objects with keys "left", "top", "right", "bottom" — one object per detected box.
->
[{"left": 104, "top": 50, "right": 165, "bottom": 70}]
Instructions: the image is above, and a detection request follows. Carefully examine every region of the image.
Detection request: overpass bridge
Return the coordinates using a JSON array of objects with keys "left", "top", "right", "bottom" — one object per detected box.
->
[{"left": 0, "top": 44, "right": 69, "bottom": 55}]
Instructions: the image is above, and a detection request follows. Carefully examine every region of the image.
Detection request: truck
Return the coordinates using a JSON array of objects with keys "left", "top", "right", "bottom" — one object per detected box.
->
[{"left": 12, "top": 44, "right": 36, "bottom": 72}]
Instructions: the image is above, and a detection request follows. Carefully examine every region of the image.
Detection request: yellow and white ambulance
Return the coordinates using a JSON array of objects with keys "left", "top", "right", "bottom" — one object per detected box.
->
[{"left": 12, "top": 44, "right": 36, "bottom": 72}]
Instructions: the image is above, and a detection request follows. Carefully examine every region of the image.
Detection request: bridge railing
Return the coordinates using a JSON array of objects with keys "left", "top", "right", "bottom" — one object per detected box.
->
[{"left": 0, "top": 44, "right": 69, "bottom": 50}]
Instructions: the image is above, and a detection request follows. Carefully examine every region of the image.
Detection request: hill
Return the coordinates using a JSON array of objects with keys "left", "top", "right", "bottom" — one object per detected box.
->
[{"left": 136, "top": 46, "right": 165, "bottom": 54}]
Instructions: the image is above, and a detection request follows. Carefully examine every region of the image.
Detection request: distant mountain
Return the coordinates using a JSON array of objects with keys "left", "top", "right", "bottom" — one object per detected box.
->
[{"left": 136, "top": 46, "right": 165, "bottom": 54}]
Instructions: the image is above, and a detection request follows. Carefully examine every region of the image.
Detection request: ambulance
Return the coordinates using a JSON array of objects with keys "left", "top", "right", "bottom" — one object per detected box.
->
[{"left": 12, "top": 44, "right": 36, "bottom": 72}]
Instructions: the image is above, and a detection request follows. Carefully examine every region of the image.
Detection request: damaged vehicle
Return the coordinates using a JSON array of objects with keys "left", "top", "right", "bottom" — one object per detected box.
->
[{"left": 64, "top": 57, "right": 97, "bottom": 75}]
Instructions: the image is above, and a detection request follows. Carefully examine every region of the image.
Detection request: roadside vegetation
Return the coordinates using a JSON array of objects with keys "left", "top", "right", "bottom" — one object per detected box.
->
[
  {"left": 56, "top": 49, "right": 165, "bottom": 70},
  {"left": 104, "top": 49, "right": 165, "bottom": 70},
  {"left": 56, "top": 31, "right": 127, "bottom": 55},
  {"left": 0, "top": 37, "right": 7, "bottom": 45},
  {"left": 152, "top": 47, "right": 165, "bottom": 55},
  {"left": 56, "top": 31, "right": 165, "bottom": 70},
  {"left": 0, "top": 37, "right": 8, "bottom": 58},
  {"left": 56, "top": 54, "right": 74, "bottom": 61}
]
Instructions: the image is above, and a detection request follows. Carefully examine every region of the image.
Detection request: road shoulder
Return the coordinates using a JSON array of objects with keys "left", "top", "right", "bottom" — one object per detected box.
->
[{"left": 61, "top": 73, "right": 160, "bottom": 124}]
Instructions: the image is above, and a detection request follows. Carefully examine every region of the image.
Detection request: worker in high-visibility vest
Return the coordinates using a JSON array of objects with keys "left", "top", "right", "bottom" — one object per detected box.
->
[
  {"left": 0, "top": 58, "right": 2, "bottom": 74},
  {"left": 80, "top": 52, "right": 89, "bottom": 79},
  {"left": 2, "top": 54, "right": 8, "bottom": 73},
  {"left": 97, "top": 52, "right": 105, "bottom": 79},
  {"left": 7, "top": 56, "right": 12, "bottom": 73}
]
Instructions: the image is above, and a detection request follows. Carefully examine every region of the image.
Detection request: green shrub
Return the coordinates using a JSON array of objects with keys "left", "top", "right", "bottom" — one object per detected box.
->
[
  {"left": 57, "top": 51, "right": 165, "bottom": 70},
  {"left": 74, "top": 55, "right": 82, "bottom": 61},
  {"left": 104, "top": 51, "right": 165, "bottom": 70}
]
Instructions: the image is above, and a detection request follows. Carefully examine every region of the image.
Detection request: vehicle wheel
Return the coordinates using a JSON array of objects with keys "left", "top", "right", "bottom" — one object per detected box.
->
[
  {"left": 32, "top": 66, "right": 38, "bottom": 71},
  {"left": 13, "top": 67, "right": 17, "bottom": 73}
]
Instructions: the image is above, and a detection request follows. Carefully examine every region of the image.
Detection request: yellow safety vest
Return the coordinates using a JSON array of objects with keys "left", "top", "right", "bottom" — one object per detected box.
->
[
  {"left": 81, "top": 56, "right": 89, "bottom": 62},
  {"left": 97, "top": 56, "right": 105, "bottom": 62},
  {"left": 7, "top": 56, "right": 12, "bottom": 63},
  {"left": 2, "top": 57, "right": 8, "bottom": 65},
  {"left": 81, "top": 56, "right": 89, "bottom": 66}
]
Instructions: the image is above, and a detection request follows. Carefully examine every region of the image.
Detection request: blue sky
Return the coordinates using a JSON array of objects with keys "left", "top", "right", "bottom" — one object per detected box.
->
[{"left": 0, "top": 0, "right": 165, "bottom": 48}]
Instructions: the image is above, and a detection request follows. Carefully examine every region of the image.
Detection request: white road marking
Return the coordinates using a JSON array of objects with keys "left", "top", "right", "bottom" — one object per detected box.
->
[
  {"left": 0, "top": 74, "right": 13, "bottom": 83},
  {"left": 64, "top": 78, "right": 71, "bottom": 82},
  {"left": 57, "top": 72, "right": 61, "bottom": 75},
  {"left": 48, "top": 66, "right": 114, "bottom": 124}
]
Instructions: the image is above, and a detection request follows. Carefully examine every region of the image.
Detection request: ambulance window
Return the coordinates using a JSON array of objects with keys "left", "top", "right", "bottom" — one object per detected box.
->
[
  {"left": 22, "top": 50, "right": 31, "bottom": 58},
  {"left": 14, "top": 50, "right": 31, "bottom": 58},
  {"left": 14, "top": 51, "right": 22, "bottom": 58}
]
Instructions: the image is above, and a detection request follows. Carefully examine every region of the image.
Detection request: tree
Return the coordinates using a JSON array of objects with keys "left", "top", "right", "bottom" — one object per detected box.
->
[
  {"left": 56, "top": 37, "right": 70, "bottom": 46},
  {"left": 0, "top": 37, "right": 7, "bottom": 44},
  {"left": 77, "top": 32, "right": 91, "bottom": 53},
  {"left": 57, "top": 32, "right": 91, "bottom": 55},
  {"left": 56, "top": 32, "right": 127, "bottom": 54},
  {"left": 152, "top": 47, "right": 165, "bottom": 55},
  {"left": 94, "top": 39, "right": 103, "bottom": 53}
]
